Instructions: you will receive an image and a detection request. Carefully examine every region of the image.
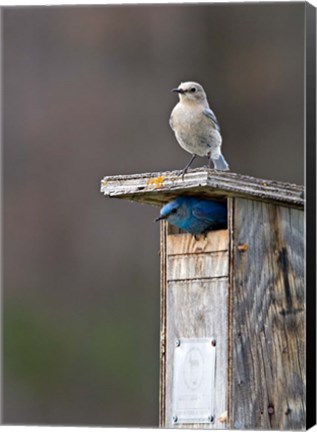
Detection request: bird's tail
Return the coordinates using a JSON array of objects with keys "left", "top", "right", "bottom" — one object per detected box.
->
[{"left": 212, "top": 154, "right": 229, "bottom": 171}]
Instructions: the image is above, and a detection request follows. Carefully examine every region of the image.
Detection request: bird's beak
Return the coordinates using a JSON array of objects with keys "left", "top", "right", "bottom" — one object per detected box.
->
[
  {"left": 155, "top": 215, "right": 168, "bottom": 222},
  {"left": 171, "top": 88, "right": 184, "bottom": 94}
]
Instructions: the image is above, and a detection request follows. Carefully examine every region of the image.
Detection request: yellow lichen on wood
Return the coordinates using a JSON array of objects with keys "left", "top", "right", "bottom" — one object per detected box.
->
[
  {"left": 146, "top": 176, "right": 165, "bottom": 189},
  {"left": 238, "top": 243, "right": 249, "bottom": 252},
  {"left": 218, "top": 411, "right": 228, "bottom": 424}
]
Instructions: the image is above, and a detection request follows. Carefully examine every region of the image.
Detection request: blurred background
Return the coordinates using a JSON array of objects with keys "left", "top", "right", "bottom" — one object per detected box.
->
[{"left": 3, "top": 3, "right": 305, "bottom": 427}]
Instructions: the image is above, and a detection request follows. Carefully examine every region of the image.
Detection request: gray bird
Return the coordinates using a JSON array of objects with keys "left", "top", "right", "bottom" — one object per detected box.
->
[{"left": 170, "top": 81, "right": 229, "bottom": 176}]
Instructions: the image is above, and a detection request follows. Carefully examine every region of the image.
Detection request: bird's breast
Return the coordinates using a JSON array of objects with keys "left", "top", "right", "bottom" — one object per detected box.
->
[
  {"left": 171, "top": 104, "right": 221, "bottom": 157},
  {"left": 171, "top": 104, "right": 201, "bottom": 130}
]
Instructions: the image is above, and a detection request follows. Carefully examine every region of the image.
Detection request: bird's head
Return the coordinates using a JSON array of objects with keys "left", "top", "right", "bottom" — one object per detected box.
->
[
  {"left": 171, "top": 81, "right": 207, "bottom": 104},
  {"left": 155, "top": 198, "right": 188, "bottom": 224}
]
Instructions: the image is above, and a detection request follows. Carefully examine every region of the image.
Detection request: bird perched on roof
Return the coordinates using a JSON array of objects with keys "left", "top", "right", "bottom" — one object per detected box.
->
[
  {"left": 155, "top": 196, "right": 227, "bottom": 236},
  {"left": 170, "top": 81, "right": 229, "bottom": 176}
]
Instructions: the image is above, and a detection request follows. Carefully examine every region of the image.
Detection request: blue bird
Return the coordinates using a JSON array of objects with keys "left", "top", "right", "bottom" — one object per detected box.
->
[{"left": 155, "top": 197, "right": 227, "bottom": 236}]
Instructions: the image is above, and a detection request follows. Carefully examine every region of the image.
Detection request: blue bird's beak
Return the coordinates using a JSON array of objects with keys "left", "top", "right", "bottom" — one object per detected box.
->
[{"left": 155, "top": 215, "right": 168, "bottom": 222}]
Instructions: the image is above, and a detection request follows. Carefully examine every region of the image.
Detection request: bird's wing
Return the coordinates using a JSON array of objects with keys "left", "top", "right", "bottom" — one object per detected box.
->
[
  {"left": 203, "top": 108, "right": 221, "bottom": 132},
  {"left": 192, "top": 200, "right": 227, "bottom": 226}
]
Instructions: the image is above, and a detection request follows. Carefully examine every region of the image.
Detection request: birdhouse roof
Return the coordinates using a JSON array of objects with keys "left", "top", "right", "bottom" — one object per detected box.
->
[{"left": 100, "top": 168, "right": 304, "bottom": 209}]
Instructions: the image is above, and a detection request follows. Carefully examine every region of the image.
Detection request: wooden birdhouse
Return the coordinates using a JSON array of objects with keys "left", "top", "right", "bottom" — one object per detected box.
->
[{"left": 100, "top": 168, "right": 305, "bottom": 430}]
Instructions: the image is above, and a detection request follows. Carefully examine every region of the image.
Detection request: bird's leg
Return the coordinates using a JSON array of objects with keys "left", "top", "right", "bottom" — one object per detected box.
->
[{"left": 179, "top": 154, "right": 196, "bottom": 178}]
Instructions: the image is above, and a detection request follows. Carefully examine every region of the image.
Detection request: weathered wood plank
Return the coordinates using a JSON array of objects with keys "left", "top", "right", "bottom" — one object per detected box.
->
[
  {"left": 164, "top": 227, "right": 230, "bottom": 429},
  {"left": 167, "top": 230, "right": 229, "bottom": 255},
  {"left": 227, "top": 197, "right": 235, "bottom": 429},
  {"left": 166, "top": 279, "right": 229, "bottom": 429},
  {"left": 167, "top": 252, "right": 229, "bottom": 281},
  {"left": 159, "top": 220, "right": 168, "bottom": 428},
  {"left": 232, "top": 198, "right": 305, "bottom": 430},
  {"left": 100, "top": 168, "right": 304, "bottom": 209}
]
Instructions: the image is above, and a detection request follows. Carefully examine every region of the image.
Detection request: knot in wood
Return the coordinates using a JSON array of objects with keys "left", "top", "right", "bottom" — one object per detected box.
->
[
  {"left": 268, "top": 404, "right": 275, "bottom": 415},
  {"left": 238, "top": 243, "right": 248, "bottom": 252}
]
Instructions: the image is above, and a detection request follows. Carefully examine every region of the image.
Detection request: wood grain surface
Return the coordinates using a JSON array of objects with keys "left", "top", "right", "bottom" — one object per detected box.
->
[
  {"left": 231, "top": 198, "right": 305, "bottom": 430},
  {"left": 163, "top": 229, "right": 230, "bottom": 429}
]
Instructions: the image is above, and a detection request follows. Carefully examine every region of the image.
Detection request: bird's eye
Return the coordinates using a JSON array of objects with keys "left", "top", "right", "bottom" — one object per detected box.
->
[
  {"left": 170, "top": 208, "right": 177, "bottom": 214},
  {"left": 190, "top": 87, "right": 196, "bottom": 92}
]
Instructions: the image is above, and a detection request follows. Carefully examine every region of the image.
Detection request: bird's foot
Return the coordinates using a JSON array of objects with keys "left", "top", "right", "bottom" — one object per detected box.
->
[
  {"left": 178, "top": 167, "right": 189, "bottom": 180},
  {"left": 204, "top": 165, "right": 218, "bottom": 174}
]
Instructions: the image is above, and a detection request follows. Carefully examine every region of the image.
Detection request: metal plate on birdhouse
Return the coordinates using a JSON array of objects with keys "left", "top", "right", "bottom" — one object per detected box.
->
[{"left": 172, "top": 338, "right": 216, "bottom": 424}]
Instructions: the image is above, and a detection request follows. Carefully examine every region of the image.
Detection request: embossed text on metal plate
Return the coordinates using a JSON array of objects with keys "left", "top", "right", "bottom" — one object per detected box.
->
[{"left": 172, "top": 338, "right": 216, "bottom": 424}]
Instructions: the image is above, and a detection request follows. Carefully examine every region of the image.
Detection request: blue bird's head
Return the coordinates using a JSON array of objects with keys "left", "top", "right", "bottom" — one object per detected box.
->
[
  {"left": 155, "top": 197, "right": 189, "bottom": 225},
  {"left": 155, "top": 196, "right": 227, "bottom": 235}
]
